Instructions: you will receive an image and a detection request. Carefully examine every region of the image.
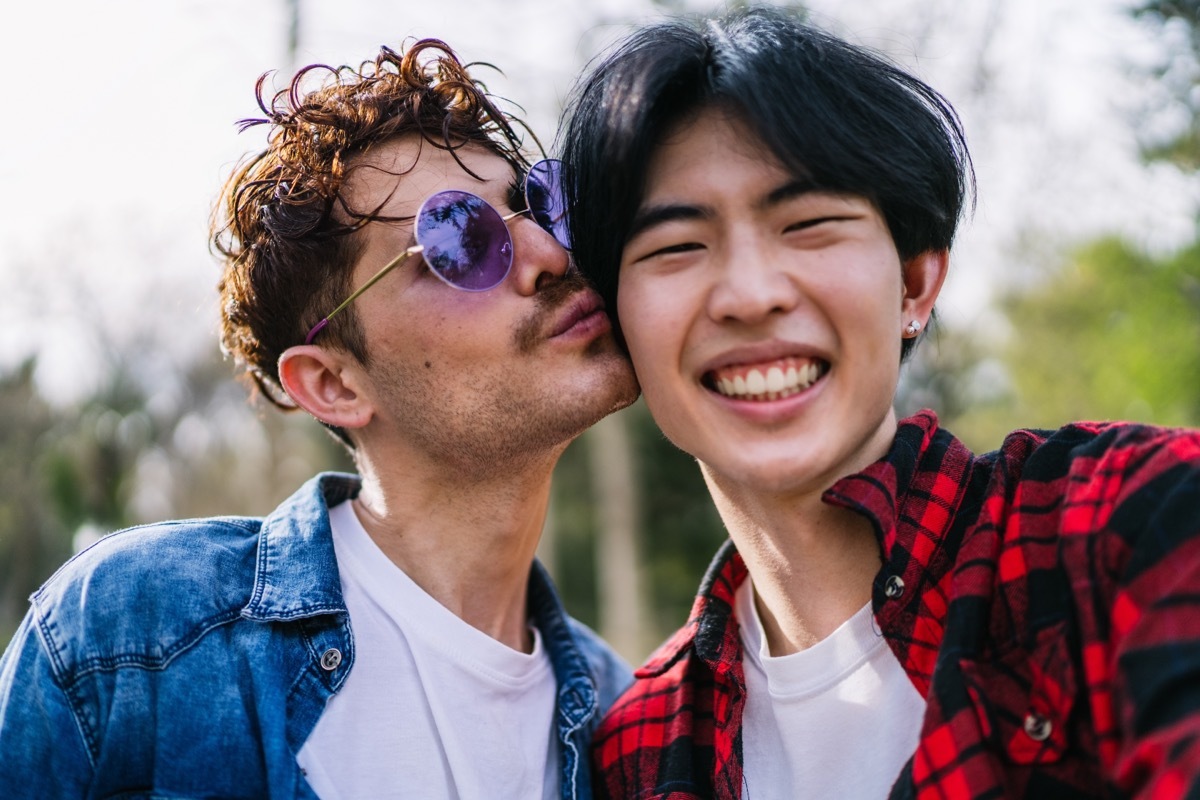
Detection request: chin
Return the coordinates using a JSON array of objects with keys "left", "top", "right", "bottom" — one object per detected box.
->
[
  {"left": 695, "top": 447, "right": 830, "bottom": 496},
  {"left": 591, "top": 353, "right": 641, "bottom": 411}
]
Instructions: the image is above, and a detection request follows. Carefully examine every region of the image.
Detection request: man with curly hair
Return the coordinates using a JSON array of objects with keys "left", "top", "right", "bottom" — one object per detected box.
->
[{"left": 0, "top": 39, "right": 637, "bottom": 799}]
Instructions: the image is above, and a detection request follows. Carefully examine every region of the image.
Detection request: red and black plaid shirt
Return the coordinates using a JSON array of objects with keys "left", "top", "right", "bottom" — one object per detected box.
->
[{"left": 593, "top": 410, "right": 1200, "bottom": 799}]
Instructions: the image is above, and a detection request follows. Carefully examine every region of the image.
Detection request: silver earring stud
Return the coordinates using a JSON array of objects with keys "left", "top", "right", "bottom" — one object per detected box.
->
[{"left": 904, "top": 320, "right": 922, "bottom": 337}]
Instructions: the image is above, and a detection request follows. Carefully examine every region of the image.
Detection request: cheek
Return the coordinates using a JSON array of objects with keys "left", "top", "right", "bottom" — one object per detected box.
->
[{"left": 617, "top": 278, "right": 684, "bottom": 389}]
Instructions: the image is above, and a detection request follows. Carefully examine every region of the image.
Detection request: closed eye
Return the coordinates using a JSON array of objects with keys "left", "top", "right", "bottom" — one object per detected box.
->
[
  {"left": 642, "top": 241, "right": 704, "bottom": 259},
  {"left": 784, "top": 215, "right": 857, "bottom": 233}
]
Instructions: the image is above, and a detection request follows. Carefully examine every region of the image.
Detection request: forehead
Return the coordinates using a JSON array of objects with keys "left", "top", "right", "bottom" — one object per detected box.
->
[
  {"left": 637, "top": 106, "right": 885, "bottom": 220},
  {"left": 342, "top": 136, "right": 518, "bottom": 218},
  {"left": 641, "top": 108, "right": 794, "bottom": 200}
]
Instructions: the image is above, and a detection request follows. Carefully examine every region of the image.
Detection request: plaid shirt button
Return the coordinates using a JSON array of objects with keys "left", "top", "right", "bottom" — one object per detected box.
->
[
  {"left": 884, "top": 575, "right": 905, "bottom": 599},
  {"left": 1023, "top": 712, "right": 1052, "bottom": 742}
]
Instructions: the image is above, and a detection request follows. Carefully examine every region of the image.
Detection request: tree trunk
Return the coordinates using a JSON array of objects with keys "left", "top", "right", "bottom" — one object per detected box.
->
[{"left": 586, "top": 407, "right": 648, "bottom": 664}]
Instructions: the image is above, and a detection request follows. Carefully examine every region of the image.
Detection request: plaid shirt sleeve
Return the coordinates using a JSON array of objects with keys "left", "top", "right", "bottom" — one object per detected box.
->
[
  {"left": 1070, "top": 424, "right": 1200, "bottom": 796},
  {"left": 886, "top": 419, "right": 1200, "bottom": 799}
]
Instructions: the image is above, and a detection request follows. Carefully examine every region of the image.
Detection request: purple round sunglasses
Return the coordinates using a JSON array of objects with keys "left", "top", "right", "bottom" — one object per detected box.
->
[{"left": 305, "top": 158, "right": 570, "bottom": 345}]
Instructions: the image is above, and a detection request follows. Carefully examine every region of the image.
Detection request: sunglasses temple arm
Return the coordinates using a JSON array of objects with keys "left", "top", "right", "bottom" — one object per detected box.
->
[{"left": 305, "top": 246, "right": 423, "bottom": 345}]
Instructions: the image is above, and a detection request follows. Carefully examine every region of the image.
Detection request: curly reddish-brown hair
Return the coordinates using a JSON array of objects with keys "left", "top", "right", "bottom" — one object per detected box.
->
[{"left": 212, "top": 39, "right": 536, "bottom": 409}]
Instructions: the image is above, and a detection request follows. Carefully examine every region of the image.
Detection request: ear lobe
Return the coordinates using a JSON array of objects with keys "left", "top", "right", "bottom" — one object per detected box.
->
[
  {"left": 278, "top": 345, "right": 374, "bottom": 430},
  {"left": 900, "top": 249, "right": 949, "bottom": 324}
]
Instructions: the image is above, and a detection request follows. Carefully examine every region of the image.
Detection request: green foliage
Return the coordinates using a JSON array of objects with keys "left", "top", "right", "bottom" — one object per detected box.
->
[
  {"left": 548, "top": 436, "right": 601, "bottom": 626},
  {"left": 1003, "top": 237, "right": 1200, "bottom": 427},
  {"left": 628, "top": 402, "right": 726, "bottom": 633},
  {"left": 0, "top": 362, "right": 72, "bottom": 643},
  {"left": 941, "top": 0, "right": 1200, "bottom": 450},
  {"left": 0, "top": 348, "right": 354, "bottom": 643},
  {"left": 944, "top": 237, "right": 1200, "bottom": 447}
]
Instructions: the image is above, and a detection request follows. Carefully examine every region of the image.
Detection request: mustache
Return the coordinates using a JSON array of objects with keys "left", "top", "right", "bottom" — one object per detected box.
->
[{"left": 514, "top": 272, "right": 600, "bottom": 353}]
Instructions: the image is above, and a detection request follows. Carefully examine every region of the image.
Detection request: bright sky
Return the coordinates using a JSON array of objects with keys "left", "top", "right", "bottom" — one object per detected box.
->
[{"left": 2, "top": 0, "right": 1195, "bottom": 406}]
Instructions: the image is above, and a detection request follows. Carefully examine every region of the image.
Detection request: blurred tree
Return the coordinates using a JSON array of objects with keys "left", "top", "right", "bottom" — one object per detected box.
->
[
  {"left": 1133, "top": 0, "right": 1200, "bottom": 169},
  {"left": 0, "top": 361, "right": 72, "bottom": 642},
  {"left": 586, "top": 410, "right": 651, "bottom": 661},
  {"left": 1001, "top": 237, "right": 1200, "bottom": 428},
  {"left": 628, "top": 403, "right": 727, "bottom": 636},
  {"left": 932, "top": 0, "right": 1200, "bottom": 451},
  {"left": 0, "top": 343, "right": 353, "bottom": 643},
  {"left": 550, "top": 402, "right": 726, "bottom": 661}
]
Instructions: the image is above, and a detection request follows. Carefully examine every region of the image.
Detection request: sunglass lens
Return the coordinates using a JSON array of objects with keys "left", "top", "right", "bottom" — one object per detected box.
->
[
  {"left": 417, "top": 191, "right": 513, "bottom": 291},
  {"left": 526, "top": 160, "right": 571, "bottom": 251}
]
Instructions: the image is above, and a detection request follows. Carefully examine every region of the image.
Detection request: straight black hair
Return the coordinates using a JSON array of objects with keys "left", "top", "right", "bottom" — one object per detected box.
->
[{"left": 558, "top": 6, "right": 974, "bottom": 357}]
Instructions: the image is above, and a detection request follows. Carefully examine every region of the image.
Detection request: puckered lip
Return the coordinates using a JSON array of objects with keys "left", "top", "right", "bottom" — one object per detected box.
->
[
  {"left": 697, "top": 340, "right": 830, "bottom": 377},
  {"left": 548, "top": 290, "right": 606, "bottom": 338}
]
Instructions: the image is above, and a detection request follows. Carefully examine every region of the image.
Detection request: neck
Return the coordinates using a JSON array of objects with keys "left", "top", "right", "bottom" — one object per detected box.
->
[
  {"left": 350, "top": 441, "right": 562, "bottom": 653},
  {"left": 703, "top": 468, "right": 882, "bottom": 657}
]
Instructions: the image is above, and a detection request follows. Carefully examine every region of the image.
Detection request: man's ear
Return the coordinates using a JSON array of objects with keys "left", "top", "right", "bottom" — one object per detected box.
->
[
  {"left": 900, "top": 248, "right": 950, "bottom": 326},
  {"left": 278, "top": 345, "right": 374, "bottom": 431}
]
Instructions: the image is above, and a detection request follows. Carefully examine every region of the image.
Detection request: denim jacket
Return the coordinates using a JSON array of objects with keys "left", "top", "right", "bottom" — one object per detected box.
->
[{"left": 0, "top": 473, "right": 630, "bottom": 799}]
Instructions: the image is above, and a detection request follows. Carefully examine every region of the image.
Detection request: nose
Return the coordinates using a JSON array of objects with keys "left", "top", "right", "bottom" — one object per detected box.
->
[
  {"left": 507, "top": 213, "right": 571, "bottom": 295},
  {"left": 705, "top": 238, "right": 802, "bottom": 324}
]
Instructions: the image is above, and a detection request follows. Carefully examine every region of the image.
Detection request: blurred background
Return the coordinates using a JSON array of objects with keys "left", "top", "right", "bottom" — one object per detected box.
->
[{"left": 1, "top": 0, "right": 1198, "bottom": 663}]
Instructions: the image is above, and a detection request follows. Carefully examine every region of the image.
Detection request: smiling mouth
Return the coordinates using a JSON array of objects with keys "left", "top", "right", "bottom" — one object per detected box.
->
[{"left": 704, "top": 356, "right": 829, "bottom": 401}]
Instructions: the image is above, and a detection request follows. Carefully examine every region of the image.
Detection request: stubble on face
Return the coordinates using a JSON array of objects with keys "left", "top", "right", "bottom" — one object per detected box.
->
[
  {"left": 367, "top": 275, "right": 636, "bottom": 476},
  {"left": 513, "top": 272, "right": 598, "bottom": 354}
]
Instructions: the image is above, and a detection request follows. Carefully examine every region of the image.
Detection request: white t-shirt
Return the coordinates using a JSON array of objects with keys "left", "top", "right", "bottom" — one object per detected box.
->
[
  {"left": 735, "top": 576, "right": 925, "bottom": 799},
  {"left": 296, "top": 500, "right": 559, "bottom": 800}
]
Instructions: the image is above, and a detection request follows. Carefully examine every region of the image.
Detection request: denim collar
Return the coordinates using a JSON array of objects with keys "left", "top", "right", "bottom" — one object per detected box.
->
[
  {"left": 529, "top": 560, "right": 597, "bottom": 730},
  {"left": 240, "top": 472, "right": 600, "bottom": 723},
  {"left": 242, "top": 472, "right": 360, "bottom": 622}
]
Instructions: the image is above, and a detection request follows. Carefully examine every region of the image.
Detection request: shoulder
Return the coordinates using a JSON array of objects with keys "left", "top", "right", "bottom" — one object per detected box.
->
[
  {"left": 978, "top": 421, "right": 1199, "bottom": 512},
  {"left": 30, "top": 516, "right": 263, "bottom": 678},
  {"left": 983, "top": 420, "right": 1200, "bottom": 580},
  {"left": 992, "top": 420, "right": 1200, "bottom": 477}
]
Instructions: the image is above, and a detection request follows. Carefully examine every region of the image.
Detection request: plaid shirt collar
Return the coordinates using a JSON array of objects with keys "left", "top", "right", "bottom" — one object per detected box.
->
[{"left": 637, "top": 409, "right": 974, "bottom": 690}]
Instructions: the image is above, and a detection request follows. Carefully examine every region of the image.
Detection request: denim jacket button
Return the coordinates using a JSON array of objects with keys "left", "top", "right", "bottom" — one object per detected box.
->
[
  {"left": 884, "top": 575, "right": 906, "bottom": 600},
  {"left": 1023, "top": 712, "right": 1052, "bottom": 742},
  {"left": 319, "top": 648, "right": 342, "bottom": 671}
]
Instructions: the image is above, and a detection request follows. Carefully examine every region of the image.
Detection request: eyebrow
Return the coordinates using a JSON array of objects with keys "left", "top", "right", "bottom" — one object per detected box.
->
[
  {"left": 625, "top": 204, "right": 710, "bottom": 241},
  {"left": 626, "top": 177, "right": 825, "bottom": 241}
]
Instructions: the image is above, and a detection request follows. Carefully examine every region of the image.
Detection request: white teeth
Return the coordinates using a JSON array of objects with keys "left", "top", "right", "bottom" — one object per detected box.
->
[{"left": 711, "top": 359, "right": 824, "bottom": 400}]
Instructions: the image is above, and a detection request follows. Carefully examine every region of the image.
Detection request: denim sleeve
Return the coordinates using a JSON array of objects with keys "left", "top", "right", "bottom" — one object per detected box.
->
[{"left": 0, "top": 611, "right": 93, "bottom": 796}]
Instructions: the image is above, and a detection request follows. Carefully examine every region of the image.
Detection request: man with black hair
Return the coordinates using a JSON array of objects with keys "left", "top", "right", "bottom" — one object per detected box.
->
[
  {"left": 560, "top": 7, "right": 1200, "bottom": 798},
  {"left": 0, "top": 39, "right": 637, "bottom": 798}
]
